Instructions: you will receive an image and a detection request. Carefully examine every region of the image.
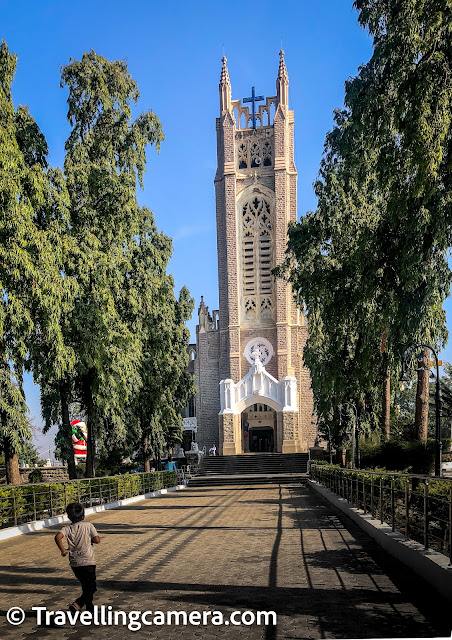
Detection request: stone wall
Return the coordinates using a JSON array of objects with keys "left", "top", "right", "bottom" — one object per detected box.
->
[
  {"left": 21, "top": 466, "right": 70, "bottom": 484},
  {"left": 195, "top": 325, "right": 221, "bottom": 451},
  {"left": 0, "top": 466, "right": 69, "bottom": 485},
  {"left": 296, "top": 324, "right": 316, "bottom": 450}
]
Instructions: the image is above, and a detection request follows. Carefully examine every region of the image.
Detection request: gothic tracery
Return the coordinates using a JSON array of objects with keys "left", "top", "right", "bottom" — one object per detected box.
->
[
  {"left": 235, "top": 133, "right": 273, "bottom": 171},
  {"left": 241, "top": 194, "right": 273, "bottom": 320}
]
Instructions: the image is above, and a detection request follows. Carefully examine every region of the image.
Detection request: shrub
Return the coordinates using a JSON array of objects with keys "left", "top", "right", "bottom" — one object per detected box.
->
[
  {"left": 0, "top": 470, "right": 178, "bottom": 530},
  {"left": 28, "top": 469, "right": 44, "bottom": 483},
  {"left": 360, "top": 439, "right": 435, "bottom": 474}
]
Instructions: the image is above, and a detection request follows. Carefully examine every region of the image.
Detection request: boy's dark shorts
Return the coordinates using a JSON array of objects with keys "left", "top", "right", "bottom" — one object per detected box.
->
[{"left": 71, "top": 565, "right": 97, "bottom": 598}]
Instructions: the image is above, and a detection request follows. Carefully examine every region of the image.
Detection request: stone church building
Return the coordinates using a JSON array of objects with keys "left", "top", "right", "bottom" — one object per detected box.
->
[{"left": 187, "top": 52, "right": 316, "bottom": 455}]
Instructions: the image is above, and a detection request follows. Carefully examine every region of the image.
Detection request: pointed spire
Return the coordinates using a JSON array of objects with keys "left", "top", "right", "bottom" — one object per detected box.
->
[
  {"left": 276, "top": 49, "right": 289, "bottom": 107},
  {"left": 198, "top": 296, "right": 210, "bottom": 333},
  {"left": 219, "top": 55, "right": 232, "bottom": 113},
  {"left": 278, "top": 49, "right": 288, "bottom": 82}
]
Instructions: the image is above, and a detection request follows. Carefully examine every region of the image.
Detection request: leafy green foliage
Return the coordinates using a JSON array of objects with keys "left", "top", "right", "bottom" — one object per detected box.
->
[
  {"left": 58, "top": 51, "right": 169, "bottom": 476},
  {"left": 1, "top": 43, "right": 193, "bottom": 481},
  {"left": 311, "top": 463, "right": 452, "bottom": 558},
  {"left": 27, "top": 469, "right": 44, "bottom": 483},
  {"left": 277, "top": 2, "right": 451, "bottom": 445},
  {"left": 430, "top": 362, "right": 452, "bottom": 440},
  {"left": 0, "top": 471, "right": 177, "bottom": 528},
  {"left": 17, "top": 440, "right": 46, "bottom": 467},
  {"left": 0, "top": 41, "right": 71, "bottom": 480},
  {"left": 132, "top": 282, "right": 196, "bottom": 465},
  {"left": 359, "top": 438, "right": 435, "bottom": 474},
  {"left": 391, "top": 362, "right": 452, "bottom": 442}
]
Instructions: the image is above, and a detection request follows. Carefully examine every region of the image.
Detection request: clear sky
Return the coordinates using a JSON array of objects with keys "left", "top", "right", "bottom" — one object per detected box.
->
[{"left": 2, "top": 0, "right": 450, "bottom": 459}]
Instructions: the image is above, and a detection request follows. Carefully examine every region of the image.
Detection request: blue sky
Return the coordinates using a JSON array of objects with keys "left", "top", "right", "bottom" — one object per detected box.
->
[{"left": 2, "top": 1, "right": 450, "bottom": 459}]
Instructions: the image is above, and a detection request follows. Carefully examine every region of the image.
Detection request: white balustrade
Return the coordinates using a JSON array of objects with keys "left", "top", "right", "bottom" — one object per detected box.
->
[{"left": 219, "top": 365, "right": 297, "bottom": 415}]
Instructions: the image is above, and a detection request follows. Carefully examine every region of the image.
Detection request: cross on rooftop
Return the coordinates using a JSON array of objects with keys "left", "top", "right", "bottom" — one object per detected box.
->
[{"left": 243, "top": 86, "right": 264, "bottom": 129}]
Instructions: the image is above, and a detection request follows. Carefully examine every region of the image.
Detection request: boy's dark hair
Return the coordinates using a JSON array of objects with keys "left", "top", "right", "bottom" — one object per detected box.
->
[{"left": 66, "top": 502, "right": 85, "bottom": 523}]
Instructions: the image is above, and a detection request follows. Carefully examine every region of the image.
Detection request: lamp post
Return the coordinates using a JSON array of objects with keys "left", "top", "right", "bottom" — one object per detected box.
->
[
  {"left": 339, "top": 402, "right": 359, "bottom": 468},
  {"left": 400, "top": 343, "right": 442, "bottom": 477}
]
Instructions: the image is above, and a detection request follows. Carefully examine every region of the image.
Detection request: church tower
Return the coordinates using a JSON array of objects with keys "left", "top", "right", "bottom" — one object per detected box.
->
[{"left": 194, "top": 53, "right": 315, "bottom": 455}]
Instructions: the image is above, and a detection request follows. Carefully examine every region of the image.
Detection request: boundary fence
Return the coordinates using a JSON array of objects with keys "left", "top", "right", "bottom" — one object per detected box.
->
[
  {"left": 0, "top": 471, "right": 177, "bottom": 530},
  {"left": 310, "top": 464, "right": 452, "bottom": 561}
]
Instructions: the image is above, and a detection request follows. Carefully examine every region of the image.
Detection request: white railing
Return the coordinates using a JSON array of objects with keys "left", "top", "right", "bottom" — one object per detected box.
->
[{"left": 220, "top": 365, "right": 297, "bottom": 414}]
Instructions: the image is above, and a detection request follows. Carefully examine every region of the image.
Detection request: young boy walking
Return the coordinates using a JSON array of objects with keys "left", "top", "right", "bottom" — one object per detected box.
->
[{"left": 55, "top": 502, "right": 100, "bottom": 613}]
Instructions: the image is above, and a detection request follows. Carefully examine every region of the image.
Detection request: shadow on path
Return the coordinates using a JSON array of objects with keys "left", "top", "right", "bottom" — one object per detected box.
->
[{"left": 0, "top": 483, "right": 451, "bottom": 639}]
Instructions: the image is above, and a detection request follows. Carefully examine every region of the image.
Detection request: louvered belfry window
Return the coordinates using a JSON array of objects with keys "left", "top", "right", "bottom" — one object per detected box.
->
[{"left": 241, "top": 194, "right": 273, "bottom": 320}]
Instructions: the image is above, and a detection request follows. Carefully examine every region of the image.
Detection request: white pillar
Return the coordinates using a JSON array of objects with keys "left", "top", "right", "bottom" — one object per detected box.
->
[
  {"left": 282, "top": 376, "right": 297, "bottom": 411},
  {"left": 220, "top": 378, "right": 236, "bottom": 414}
]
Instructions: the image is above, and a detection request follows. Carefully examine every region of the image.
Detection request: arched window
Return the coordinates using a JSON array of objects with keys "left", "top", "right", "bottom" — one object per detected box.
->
[
  {"left": 262, "top": 141, "right": 272, "bottom": 166},
  {"left": 238, "top": 142, "right": 247, "bottom": 169},
  {"left": 236, "top": 138, "right": 272, "bottom": 171},
  {"left": 241, "top": 193, "right": 273, "bottom": 321},
  {"left": 250, "top": 142, "right": 261, "bottom": 168}
]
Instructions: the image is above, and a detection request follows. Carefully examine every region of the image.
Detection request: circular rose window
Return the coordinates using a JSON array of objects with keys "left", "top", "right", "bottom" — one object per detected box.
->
[{"left": 244, "top": 337, "right": 274, "bottom": 367}]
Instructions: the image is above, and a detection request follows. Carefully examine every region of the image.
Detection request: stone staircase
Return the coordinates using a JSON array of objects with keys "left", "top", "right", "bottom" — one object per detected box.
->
[{"left": 188, "top": 453, "right": 309, "bottom": 487}]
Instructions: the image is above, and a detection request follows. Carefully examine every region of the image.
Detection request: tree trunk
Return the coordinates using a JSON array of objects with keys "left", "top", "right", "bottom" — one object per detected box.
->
[
  {"left": 4, "top": 437, "right": 21, "bottom": 485},
  {"left": 381, "top": 354, "right": 391, "bottom": 441},
  {"left": 143, "top": 433, "right": 151, "bottom": 472},
  {"left": 341, "top": 448, "right": 346, "bottom": 468},
  {"left": 82, "top": 369, "right": 96, "bottom": 478},
  {"left": 59, "top": 385, "right": 77, "bottom": 480},
  {"left": 414, "top": 348, "right": 430, "bottom": 442}
]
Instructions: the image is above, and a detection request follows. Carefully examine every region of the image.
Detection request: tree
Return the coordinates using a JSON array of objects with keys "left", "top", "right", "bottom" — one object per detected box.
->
[
  {"left": 21, "top": 149, "right": 79, "bottom": 479},
  {"left": 0, "top": 42, "right": 68, "bottom": 483},
  {"left": 277, "top": 141, "right": 400, "bottom": 444},
  {"left": 60, "top": 51, "right": 164, "bottom": 476},
  {"left": 133, "top": 279, "right": 196, "bottom": 472},
  {"left": 9, "top": 86, "right": 79, "bottom": 480},
  {"left": 17, "top": 439, "right": 46, "bottom": 467},
  {"left": 427, "top": 362, "right": 452, "bottom": 445},
  {"left": 277, "top": 2, "right": 451, "bottom": 445},
  {"left": 112, "top": 209, "right": 195, "bottom": 471},
  {"left": 348, "top": 0, "right": 452, "bottom": 438}
]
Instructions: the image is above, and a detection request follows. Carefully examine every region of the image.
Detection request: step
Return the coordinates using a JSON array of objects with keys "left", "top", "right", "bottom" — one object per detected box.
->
[
  {"left": 196, "top": 453, "right": 309, "bottom": 477},
  {"left": 188, "top": 473, "right": 308, "bottom": 487}
]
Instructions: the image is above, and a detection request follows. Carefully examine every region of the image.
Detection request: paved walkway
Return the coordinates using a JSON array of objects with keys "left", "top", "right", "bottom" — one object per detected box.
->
[{"left": 0, "top": 482, "right": 450, "bottom": 639}]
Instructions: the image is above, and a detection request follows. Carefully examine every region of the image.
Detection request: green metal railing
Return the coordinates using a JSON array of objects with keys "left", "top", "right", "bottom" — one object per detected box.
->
[
  {"left": 310, "top": 464, "right": 452, "bottom": 562},
  {"left": 0, "top": 471, "right": 178, "bottom": 530}
]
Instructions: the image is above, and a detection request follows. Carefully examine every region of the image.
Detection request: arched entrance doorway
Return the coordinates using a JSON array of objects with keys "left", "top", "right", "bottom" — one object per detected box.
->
[{"left": 242, "top": 404, "right": 276, "bottom": 453}]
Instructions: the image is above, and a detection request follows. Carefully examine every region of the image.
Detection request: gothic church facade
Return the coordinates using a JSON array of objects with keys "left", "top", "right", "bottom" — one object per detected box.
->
[{"left": 192, "top": 52, "right": 316, "bottom": 455}]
